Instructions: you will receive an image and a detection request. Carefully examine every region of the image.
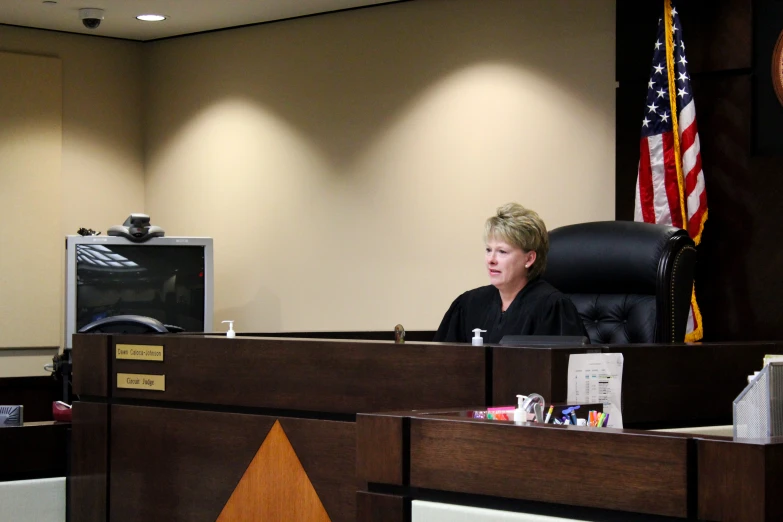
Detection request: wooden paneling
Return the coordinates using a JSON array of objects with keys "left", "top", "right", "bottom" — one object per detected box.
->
[
  {"left": 492, "top": 346, "right": 585, "bottom": 406},
  {"left": 698, "top": 438, "right": 783, "bottom": 522},
  {"left": 698, "top": 439, "right": 764, "bottom": 522},
  {"left": 494, "top": 343, "right": 783, "bottom": 427},
  {"left": 70, "top": 401, "right": 108, "bottom": 522},
  {"left": 0, "top": 376, "right": 61, "bottom": 421},
  {"left": 109, "top": 404, "right": 356, "bottom": 522},
  {"left": 278, "top": 417, "right": 356, "bottom": 521},
  {"left": 109, "top": 404, "right": 274, "bottom": 522},
  {"left": 245, "top": 331, "right": 435, "bottom": 342},
  {"left": 72, "top": 334, "right": 110, "bottom": 397},
  {"left": 409, "top": 419, "right": 690, "bottom": 518},
  {"left": 356, "top": 492, "right": 408, "bottom": 522},
  {"left": 216, "top": 421, "right": 330, "bottom": 522},
  {"left": 356, "top": 414, "right": 405, "bottom": 485},
  {"left": 689, "top": 74, "right": 755, "bottom": 342},
  {"left": 109, "top": 335, "right": 485, "bottom": 413},
  {"left": 678, "top": 0, "right": 752, "bottom": 73},
  {"left": 0, "top": 421, "right": 66, "bottom": 481},
  {"left": 767, "top": 440, "right": 783, "bottom": 520},
  {"left": 616, "top": 342, "right": 781, "bottom": 426}
]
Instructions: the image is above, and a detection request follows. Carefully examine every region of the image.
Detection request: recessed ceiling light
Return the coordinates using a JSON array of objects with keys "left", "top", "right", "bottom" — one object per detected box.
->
[{"left": 136, "top": 14, "right": 167, "bottom": 22}]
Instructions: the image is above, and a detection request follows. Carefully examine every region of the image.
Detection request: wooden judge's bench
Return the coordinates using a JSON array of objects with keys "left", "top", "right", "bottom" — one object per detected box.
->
[{"left": 69, "top": 333, "right": 783, "bottom": 521}]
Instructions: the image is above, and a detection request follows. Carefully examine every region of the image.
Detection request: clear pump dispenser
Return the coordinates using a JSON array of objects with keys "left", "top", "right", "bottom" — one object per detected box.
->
[
  {"left": 222, "top": 320, "right": 236, "bottom": 338},
  {"left": 514, "top": 394, "right": 527, "bottom": 424}
]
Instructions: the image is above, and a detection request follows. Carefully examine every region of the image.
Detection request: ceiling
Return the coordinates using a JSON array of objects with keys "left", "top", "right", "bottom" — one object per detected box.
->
[{"left": 0, "top": 0, "right": 399, "bottom": 41}]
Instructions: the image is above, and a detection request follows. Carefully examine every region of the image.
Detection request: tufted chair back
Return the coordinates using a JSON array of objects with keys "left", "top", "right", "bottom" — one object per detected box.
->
[{"left": 545, "top": 221, "right": 697, "bottom": 344}]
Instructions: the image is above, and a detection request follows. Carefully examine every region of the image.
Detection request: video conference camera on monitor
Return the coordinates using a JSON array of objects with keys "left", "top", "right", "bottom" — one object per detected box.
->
[{"left": 107, "top": 214, "right": 165, "bottom": 243}]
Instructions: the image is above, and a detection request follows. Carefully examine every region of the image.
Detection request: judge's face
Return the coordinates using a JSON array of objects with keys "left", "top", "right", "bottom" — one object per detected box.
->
[{"left": 485, "top": 237, "right": 536, "bottom": 291}]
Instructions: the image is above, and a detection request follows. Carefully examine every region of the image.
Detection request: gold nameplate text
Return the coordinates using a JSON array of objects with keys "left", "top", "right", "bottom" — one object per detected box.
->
[
  {"left": 116, "top": 344, "right": 164, "bottom": 361},
  {"left": 117, "top": 373, "right": 166, "bottom": 391}
]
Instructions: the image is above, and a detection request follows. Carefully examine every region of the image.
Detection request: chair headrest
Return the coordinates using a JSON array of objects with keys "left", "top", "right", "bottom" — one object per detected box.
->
[
  {"left": 78, "top": 314, "right": 170, "bottom": 334},
  {"left": 545, "top": 221, "right": 691, "bottom": 294}
]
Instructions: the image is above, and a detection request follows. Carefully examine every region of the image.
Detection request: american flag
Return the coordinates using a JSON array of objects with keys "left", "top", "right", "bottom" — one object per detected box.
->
[{"left": 634, "top": 0, "right": 707, "bottom": 341}]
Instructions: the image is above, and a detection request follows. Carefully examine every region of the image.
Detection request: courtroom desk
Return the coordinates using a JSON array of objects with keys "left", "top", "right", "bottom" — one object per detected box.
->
[
  {"left": 68, "top": 334, "right": 783, "bottom": 522},
  {"left": 0, "top": 376, "right": 62, "bottom": 422},
  {"left": 69, "top": 333, "right": 489, "bottom": 522},
  {"left": 357, "top": 410, "right": 783, "bottom": 522},
  {"left": 0, "top": 421, "right": 68, "bottom": 482}
]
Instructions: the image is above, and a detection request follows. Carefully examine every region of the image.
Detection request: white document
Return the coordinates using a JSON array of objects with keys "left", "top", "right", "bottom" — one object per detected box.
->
[{"left": 567, "top": 353, "right": 624, "bottom": 429}]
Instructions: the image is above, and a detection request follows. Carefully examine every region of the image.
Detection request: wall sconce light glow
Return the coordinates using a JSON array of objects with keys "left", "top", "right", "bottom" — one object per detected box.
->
[{"left": 136, "top": 14, "right": 167, "bottom": 22}]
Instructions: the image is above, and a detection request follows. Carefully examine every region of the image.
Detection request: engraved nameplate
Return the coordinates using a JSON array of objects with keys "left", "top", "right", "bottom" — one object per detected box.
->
[
  {"left": 116, "top": 344, "right": 164, "bottom": 361},
  {"left": 117, "top": 373, "right": 165, "bottom": 391}
]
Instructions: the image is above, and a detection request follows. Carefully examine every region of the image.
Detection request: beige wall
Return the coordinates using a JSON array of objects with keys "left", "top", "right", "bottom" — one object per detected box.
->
[
  {"left": 0, "top": 51, "right": 61, "bottom": 349},
  {"left": 0, "top": 26, "right": 145, "bottom": 238},
  {"left": 0, "top": 27, "right": 144, "bottom": 375},
  {"left": 0, "top": 0, "right": 616, "bottom": 375},
  {"left": 144, "top": 0, "right": 616, "bottom": 332}
]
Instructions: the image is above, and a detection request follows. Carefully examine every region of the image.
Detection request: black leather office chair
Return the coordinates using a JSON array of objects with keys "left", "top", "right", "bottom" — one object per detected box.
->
[
  {"left": 78, "top": 314, "right": 183, "bottom": 334},
  {"left": 545, "top": 221, "right": 697, "bottom": 344}
]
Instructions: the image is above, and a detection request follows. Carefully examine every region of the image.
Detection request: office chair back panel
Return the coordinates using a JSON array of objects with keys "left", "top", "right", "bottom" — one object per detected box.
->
[
  {"left": 78, "top": 314, "right": 170, "bottom": 334},
  {"left": 569, "top": 294, "right": 656, "bottom": 344},
  {"left": 546, "top": 221, "right": 697, "bottom": 343}
]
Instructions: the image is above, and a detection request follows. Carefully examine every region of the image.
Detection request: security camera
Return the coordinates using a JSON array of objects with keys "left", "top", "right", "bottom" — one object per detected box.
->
[{"left": 79, "top": 8, "right": 104, "bottom": 29}]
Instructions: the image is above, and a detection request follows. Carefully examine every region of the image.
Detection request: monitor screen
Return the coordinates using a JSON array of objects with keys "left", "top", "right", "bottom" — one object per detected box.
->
[{"left": 65, "top": 236, "right": 213, "bottom": 348}]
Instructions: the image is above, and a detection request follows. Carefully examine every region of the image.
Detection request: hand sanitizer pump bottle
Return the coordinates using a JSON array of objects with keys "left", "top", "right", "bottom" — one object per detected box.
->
[
  {"left": 471, "top": 328, "right": 487, "bottom": 346},
  {"left": 514, "top": 394, "right": 528, "bottom": 424},
  {"left": 222, "top": 320, "right": 236, "bottom": 338}
]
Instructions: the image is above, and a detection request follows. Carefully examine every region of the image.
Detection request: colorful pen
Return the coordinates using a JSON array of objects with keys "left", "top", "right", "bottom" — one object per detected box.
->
[{"left": 544, "top": 405, "right": 554, "bottom": 423}]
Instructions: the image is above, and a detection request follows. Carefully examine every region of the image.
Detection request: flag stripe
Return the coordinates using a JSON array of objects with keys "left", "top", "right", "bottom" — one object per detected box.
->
[
  {"left": 688, "top": 187, "right": 707, "bottom": 237},
  {"left": 662, "top": 132, "right": 683, "bottom": 228},
  {"left": 684, "top": 149, "right": 702, "bottom": 196},
  {"left": 650, "top": 134, "right": 674, "bottom": 224},
  {"left": 637, "top": 137, "right": 657, "bottom": 223},
  {"left": 678, "top": 99, "right": 696, "bottom": 134}
]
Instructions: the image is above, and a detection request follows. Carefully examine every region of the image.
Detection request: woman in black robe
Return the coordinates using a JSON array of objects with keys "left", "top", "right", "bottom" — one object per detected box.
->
[{"left": 434, "top": 203, "right": 587, "bottom": 344}]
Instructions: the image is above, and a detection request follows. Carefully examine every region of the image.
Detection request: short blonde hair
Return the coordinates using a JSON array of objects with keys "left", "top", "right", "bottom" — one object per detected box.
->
[{"left": 484, "top": 203, "right": 549, "bottom": 280}]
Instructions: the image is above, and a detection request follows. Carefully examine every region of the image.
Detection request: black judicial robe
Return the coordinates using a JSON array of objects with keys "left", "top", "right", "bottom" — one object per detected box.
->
[{"left": 433, "top": 278, "right": 588, "bottom": 344}]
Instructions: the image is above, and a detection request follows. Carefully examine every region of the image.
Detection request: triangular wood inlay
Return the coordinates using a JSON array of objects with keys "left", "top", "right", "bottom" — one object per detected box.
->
[{"left": 216, "top": 420, "right": 331, "bottom": 522}]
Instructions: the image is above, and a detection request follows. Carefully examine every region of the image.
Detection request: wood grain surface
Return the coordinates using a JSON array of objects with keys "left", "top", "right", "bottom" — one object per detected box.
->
[
  {"left": 356, "top": 414, "right": 405, "bottom": 485},
  {"left": 493, "top": 342, "right": 783, "bottom": 427},
  {"left": 216, "top": 421, "right": 330, "bottom": 522},
  {"left": 409, "top": 418, "right": 691, "bottom": 518},
  {"left": 356, "top": 491, "right": 408, "bottom": 522},
  {"left": 698, "top": 438, "right": 783, "bottom": 522},
  {"left": 70, "top": 401, "right": 108, "bottom": 522},
  {"left": 108, "top": 404, "right": 356, "bottom": 522},
  {"left": 72, "top": 334, "right": 110, "bottom": 397},
  {"left": 108, "top": 334, "right": 486, "bottom": 413}
]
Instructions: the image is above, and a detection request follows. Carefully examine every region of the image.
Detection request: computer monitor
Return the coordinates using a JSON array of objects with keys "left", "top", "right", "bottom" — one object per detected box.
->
[{"left": 64, "top": 235, "right": 214, "bottom": 349}]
